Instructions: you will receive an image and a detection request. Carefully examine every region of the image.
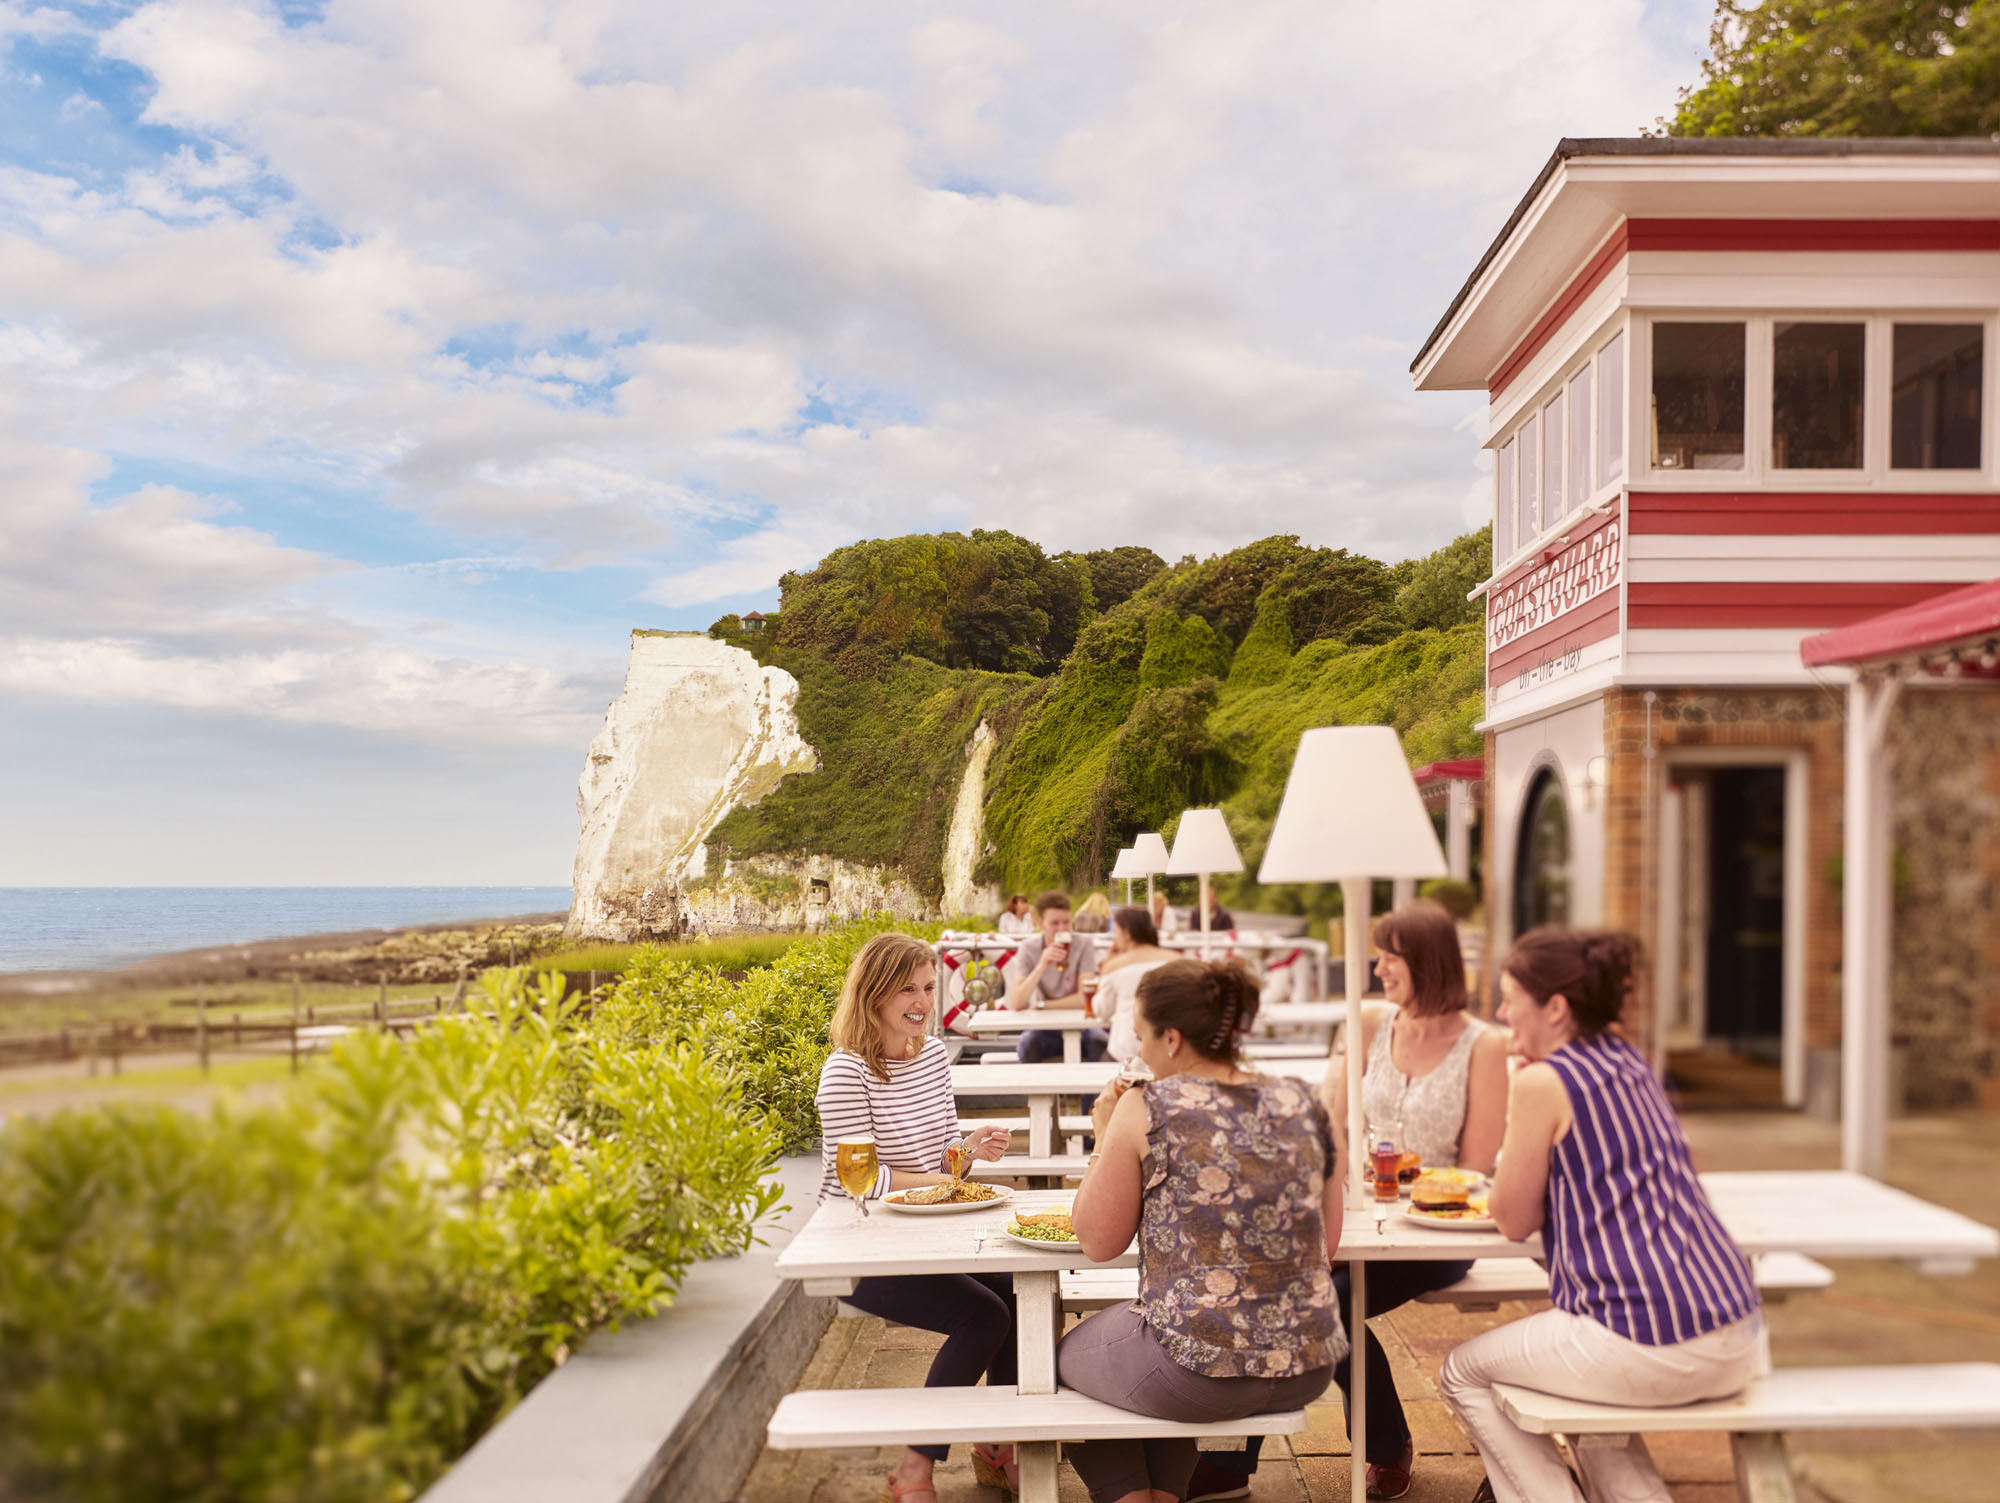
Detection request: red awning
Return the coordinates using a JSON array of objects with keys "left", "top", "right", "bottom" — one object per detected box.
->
[
  {"left": 1410, "top": 757, "right": 1485, "bottom": 784},
  {"left": 1800, "top": 577, "right": 2000, "bottom": 668}
]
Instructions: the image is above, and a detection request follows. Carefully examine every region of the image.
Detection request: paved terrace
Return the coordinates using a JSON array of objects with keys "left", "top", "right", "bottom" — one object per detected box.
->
[{"left": 740, "top": 1108, "right": 2000, "bottom": 1503}]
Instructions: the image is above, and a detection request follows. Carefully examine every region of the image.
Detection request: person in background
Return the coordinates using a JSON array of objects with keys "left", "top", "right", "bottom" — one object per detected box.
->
[
  {"left": 996, "top": 893, "right": 1035, "bottom": 936},
  {"left": 1074, "top": 892, "right": 1114, "bottom": 933},
  {"left": 1191, "top": 902, "right": 1506, "bottom": 1503},
  {"left": 1197, "top": 890, "right": 1235, "bottom": 932},
  {"left": 1095, "top": 906, "right": 1174, "bottom": 1064},
  {"left": 814, "top": 933, "right": 1019, "bottom": 1502},
  {"left": 1149, "top": 889, "right": 1183, "bottom": 936},
  {"left": 1059, "top": 959, "right": 1345, "bottom": 1503},
  {"left": 1003, "top": 890, "right": 1107, "bottom": 1063},
  {"left": 1441, "top": 929, "right": 1765, "bottom": 1503}
]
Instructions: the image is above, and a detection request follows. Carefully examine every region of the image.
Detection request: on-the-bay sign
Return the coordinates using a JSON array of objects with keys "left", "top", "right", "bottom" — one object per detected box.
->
[{"left": 1488, "top": 518, "right": 1622, "bottom": 653}]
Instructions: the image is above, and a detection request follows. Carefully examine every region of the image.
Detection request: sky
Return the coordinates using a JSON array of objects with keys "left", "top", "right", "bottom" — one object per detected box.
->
[{"left": 0, "top": 0, "right": 1714, "bottom": 887}]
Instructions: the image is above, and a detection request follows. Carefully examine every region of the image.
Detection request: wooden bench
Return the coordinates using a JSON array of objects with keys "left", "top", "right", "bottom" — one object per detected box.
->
[
  {"left": 767, "top": 1383, "right": 1307, "bottom": 1449},
  {"left": 1493, "top": 1361, "right": 2000, "bottom": 1503},
  {"left": 1059, "top": 1253, "right": 1833, "bottom": 1315},
  {"left": 1416, "top": 1252, "right": 1834, "bottom": 1311}
]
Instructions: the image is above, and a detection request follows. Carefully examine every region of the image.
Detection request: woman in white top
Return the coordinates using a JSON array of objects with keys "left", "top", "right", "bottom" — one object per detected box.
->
[
  {"left": 813, "top": 932, "right": 1017, "bottom": 1502},
  {"left": 1196, "top": 902, "right": 1507, "bottom": 1503},
  {"left": 996, "top": 893, "right": 1035, "bottom": 935},
  {"left": 1095, "top": 905, "right": 1174, "bottom": 1062}
]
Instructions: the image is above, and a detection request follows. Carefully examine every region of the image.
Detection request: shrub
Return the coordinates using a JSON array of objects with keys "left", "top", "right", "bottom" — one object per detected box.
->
[{"left": 0, "top": 970, "right": 780, "bottom": 1503}]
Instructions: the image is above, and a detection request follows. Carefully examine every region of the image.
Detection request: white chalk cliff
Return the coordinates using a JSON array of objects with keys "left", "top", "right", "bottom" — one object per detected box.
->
[
  {"left": 568, "top": 633, "right": 817, "bottom": 940},
  {"left": 940, "top": 720, "right": 998, "bottom": 917}
]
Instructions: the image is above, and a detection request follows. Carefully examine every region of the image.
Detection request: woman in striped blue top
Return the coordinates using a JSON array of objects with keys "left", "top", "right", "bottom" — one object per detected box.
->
[
  {"left": 1440, "top": 930, "right": 1767, "bottom": 1503},
  {"left": 815, "top": 932, "right": 1018, "bottom": 1503}
]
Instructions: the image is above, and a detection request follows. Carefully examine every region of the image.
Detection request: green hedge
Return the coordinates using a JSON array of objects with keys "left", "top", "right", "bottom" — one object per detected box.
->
[{"left": 0, "top": 968, "right": 785, "bottom": 1503}]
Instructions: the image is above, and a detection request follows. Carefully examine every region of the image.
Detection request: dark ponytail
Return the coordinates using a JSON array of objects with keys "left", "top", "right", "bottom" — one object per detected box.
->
[
  {"left": 1136, "top": 957, "right": 1261, "bottom": 1062},
  {"left": 1502, "top": 928, "right": 1639, "bottom": 1039}
]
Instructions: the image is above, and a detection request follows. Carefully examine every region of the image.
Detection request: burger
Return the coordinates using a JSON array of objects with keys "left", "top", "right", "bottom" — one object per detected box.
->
[{"left": 1410, "top": 1167, "right": 1482, "bottom": 1215}]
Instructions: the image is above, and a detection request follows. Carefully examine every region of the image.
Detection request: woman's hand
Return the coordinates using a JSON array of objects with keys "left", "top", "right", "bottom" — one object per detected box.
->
[
  {"left": 964, "top": 1124, "right": 1012, "bottom": 1164},
  {"left": 1090, "top": 1076, "right": 1135, "bottom": 1139}
]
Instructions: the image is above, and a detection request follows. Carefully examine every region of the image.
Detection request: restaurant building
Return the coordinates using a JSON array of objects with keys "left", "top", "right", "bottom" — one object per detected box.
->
[{"left": 1414, "top": 139, "right": 2000, "bottom": 1131}]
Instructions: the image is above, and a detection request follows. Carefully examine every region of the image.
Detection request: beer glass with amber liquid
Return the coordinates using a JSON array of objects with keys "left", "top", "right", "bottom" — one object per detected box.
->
[
  {"left": 1368, "top": 1119, "right": 1404, "bottom": 1204},
  {"left": 836, "top": 1135, "right": 879, "bottom": 1222}
]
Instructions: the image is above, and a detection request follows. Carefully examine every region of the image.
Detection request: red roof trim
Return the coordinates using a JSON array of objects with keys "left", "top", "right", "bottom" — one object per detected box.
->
[
  {"left": 1412, "top": 758, "right": 1485, "bottom": 784},
  {"left": 1801, "top": 576, "right": 2000, "bottom": 667}
]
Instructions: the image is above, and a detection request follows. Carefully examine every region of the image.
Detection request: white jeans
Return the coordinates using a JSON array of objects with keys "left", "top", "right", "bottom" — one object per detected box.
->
[{"left": 1439, "top": 1307, "right": 1769, "bottom": 1503}]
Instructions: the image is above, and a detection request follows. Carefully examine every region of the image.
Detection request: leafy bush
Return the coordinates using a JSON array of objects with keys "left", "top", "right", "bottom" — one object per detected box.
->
[
  {"left": 0, "top": 971, "right": 781, "bottom": 1503},
  {"left": 596, "top": 914, "right": 938, "bottom": 1153}
]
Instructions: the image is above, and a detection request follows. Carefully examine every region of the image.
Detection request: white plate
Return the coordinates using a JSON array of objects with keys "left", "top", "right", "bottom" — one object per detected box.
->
[
  {"left": 1003, "top": 1227, "right": 1082, "bottom": 1250},
  {"left": 1401, "top": 1205, "right": 1496, "bottom": 1233},
  {"left": 880, "top": 1185, "right": 1014, "bottom": 1215}
]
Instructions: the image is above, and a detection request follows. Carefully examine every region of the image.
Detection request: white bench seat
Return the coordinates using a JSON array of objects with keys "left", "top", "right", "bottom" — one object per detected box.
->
[
  {"left": 969, "top": 1155, "right": 1091, "bottom": 1181},
  {"left": 964, "top": 1115, "right": 1094, "bottom": 1137},
  {"left": 767, "top": 1384, "right": 1306, "bottom": 1449},
  {"left": 1061, "top": 1253, "right": 1833, "bottom": 1316},
  {"left": 1495, "top": 1361, "right": 2000, "bottom": 1435},
  {"left": 1417, "top": 1251, "right": 1833, "bottom": 1311},
  {"left": 1240, "top": 1041, "right": 1333, "bottom": 1060}
]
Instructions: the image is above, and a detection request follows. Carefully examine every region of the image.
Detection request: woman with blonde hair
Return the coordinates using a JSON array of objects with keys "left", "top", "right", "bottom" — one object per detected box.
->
[{"left": 816, "top": 932, "right": 1019, "bottom": 1501}]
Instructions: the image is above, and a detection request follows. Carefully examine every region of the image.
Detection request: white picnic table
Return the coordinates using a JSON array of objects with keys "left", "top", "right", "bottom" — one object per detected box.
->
[
  {"left": 950, "top": 1061, "right": 1117, "bottom": 1156},
  {"left": 961, "top": 1008, "right": 1105, "bottom": 1064},
  {"left": 778, "top": 1167, "right": 1997, "bottom": 1503},
  {"left": 1257, "top": 1000, "right": 1348, "bottom": 1030}
]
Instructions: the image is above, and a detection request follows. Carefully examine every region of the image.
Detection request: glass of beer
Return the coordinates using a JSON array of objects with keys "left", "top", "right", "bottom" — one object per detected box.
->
[
  {"left": 836, "top": 1135, "right": 879, "bottom": 1222},
  {"left": 1368, "top": 1119, "right": 1404, "bottom": 1204},
  {"left": 1080, "top": 971, "right": 1100, "bottom": 1019}
]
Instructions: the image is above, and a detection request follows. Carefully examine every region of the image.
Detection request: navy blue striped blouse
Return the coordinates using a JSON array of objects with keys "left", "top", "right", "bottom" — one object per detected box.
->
[{"left": 1543, "top": 1034, "right": 1760, "bottom": 1346}]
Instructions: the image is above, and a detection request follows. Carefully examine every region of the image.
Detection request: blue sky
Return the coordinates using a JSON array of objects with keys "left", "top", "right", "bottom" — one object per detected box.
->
[{"left": 0, "top": 0, "right": 1713, "bottom": 885}]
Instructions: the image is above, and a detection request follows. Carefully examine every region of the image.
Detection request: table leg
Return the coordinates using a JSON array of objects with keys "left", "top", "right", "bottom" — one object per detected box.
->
[
  {"left": 1016, "top": 1268, "right": 1062, "bottom": 1503},
  {"left": 1731, "top": 1432, "right": 1796, "bottom": 1503},
  {"left": 1029, "top": 1092, "right": 1054, "bottom": 1158},
  {"left": 1351, "top": 1258, "right": 1367, "bottom": 1503},
  {"left": 1063, "top": 1030, "right": 1082, "bottom": 1065}
]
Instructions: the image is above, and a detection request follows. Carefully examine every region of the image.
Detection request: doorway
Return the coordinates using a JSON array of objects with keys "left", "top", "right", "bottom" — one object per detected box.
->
[{"left": 1658, "top": 757, "right": 1804, "bottom": 1108}]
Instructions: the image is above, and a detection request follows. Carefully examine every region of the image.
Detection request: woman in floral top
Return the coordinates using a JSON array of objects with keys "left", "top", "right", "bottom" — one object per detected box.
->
[{"left": 1062, "top": 958, "right": 1347, "bottom": 1503}]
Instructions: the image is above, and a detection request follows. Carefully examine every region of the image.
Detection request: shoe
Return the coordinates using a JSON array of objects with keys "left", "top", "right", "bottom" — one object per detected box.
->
[
  {"left": 1366, "top": 1439, "right": 1415, "bottom": 1500},
  {"left": 1184, "top": 1456, "right": 1253, "bottom": 1502},
  {"left": 970, "top": 1442, "right": 1018, "bottom": 1493},
  {"left": 1466, "top": 1479, "right": 1496, "bottom": 1503},
  {"left": 879, "top": 1476, "right": 937, "bottom": 1503}
]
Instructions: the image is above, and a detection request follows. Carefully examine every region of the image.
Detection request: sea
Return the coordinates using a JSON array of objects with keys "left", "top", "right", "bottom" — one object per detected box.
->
[{"left": 0, "top": 887, "right": 574, "bottom": 974}]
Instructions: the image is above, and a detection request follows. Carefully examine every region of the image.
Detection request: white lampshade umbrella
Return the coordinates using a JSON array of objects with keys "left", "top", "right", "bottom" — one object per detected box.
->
[
  {"left": 1128, "top": 831, "right": 1171, "bottom": 909},
  {"left": 1259, "top": 725, "right": 1446, "bottom": 1203},
  {"left": 1166, "top": 808, "right": 1244, "bottom": 954},
  {"left": 1108, "top": 846, "right": 1139, "bottom": 904},
  {"left": 1259, "top": 725, "right": 1446, "bottom": 1503}
]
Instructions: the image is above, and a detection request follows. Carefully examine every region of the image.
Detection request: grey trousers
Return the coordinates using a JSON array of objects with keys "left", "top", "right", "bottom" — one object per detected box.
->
[{"left": 1056, "top": 1303, "right": 1332, "bottom": 1503}]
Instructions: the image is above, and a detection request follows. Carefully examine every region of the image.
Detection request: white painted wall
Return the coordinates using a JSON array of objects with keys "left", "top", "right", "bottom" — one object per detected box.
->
[{"left": 1490, "top": 695, "right": 1609, "bottom": 955}]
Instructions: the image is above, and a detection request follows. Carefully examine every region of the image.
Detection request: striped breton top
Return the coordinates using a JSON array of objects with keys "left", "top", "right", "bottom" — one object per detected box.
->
[
  {"left": 1543, "top": 1034, "right": 1760, "bottom": 1346},
  {"left": 814, "top": 1037, "right": 959, "bottom": 1204}
]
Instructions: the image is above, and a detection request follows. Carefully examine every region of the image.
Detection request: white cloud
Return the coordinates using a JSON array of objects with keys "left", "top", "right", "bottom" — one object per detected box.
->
[{"left": 2, "top": 0, "right": 1706, "bottom": 738}]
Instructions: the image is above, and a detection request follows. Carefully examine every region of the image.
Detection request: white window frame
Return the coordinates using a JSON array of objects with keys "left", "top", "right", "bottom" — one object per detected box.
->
[{"left": 1632, "top": 310, "right": 2000, "bottom": 494}]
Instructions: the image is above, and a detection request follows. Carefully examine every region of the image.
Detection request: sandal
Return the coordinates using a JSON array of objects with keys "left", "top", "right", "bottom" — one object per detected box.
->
[
  {"left": 972, "top": 1442, "right": 1020, "bottom": 1493},
  {"left": 880, "top": 1475, "right": 938, "bottom": 1503}
]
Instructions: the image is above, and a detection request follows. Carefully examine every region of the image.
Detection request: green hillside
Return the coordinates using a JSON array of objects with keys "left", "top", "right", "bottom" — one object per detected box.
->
[{"left": 707, "top": 525, "right": 1488, "bottom": 912}]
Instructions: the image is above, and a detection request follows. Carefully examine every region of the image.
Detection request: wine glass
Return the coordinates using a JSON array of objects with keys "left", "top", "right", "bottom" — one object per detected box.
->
[{"left": 836, "top": 1134, "right": 879, "bottom": 1222}]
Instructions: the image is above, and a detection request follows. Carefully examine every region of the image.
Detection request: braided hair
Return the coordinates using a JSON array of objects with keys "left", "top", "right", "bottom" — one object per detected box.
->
[{"left": 1136, "top": 957, "right": 1262, "bottom": 1064}]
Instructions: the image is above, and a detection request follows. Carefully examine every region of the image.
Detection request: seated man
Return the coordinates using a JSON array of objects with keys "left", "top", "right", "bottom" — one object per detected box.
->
[{"left": 1003, "top": 890, "right": 1108, "bottom": 1063}]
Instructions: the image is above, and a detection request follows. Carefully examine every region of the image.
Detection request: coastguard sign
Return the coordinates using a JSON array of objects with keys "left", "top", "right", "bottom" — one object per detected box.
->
[{"left": 1488, "top": 519, "right": 1621, "bottom": 652}]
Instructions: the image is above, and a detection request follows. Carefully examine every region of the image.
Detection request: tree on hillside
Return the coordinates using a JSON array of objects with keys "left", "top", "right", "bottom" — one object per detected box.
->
[
  {"left": 1395, "top": 524, "right": 1492, "bottom": 633},
  {"left": 1070, "top": 546, "right": 1166, "bottom": 615},
  {"left": 1670, "top": 1, "right": 2000, "bottom": 137},
  {"left": 773, "top": 530, "right": 1088, "bottom": 675}
]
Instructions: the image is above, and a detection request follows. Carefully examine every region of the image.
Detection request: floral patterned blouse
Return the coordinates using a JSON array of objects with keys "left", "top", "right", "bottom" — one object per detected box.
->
[{"left": 1138, "top": 1073, "right": 1347, "bottom": 1378}]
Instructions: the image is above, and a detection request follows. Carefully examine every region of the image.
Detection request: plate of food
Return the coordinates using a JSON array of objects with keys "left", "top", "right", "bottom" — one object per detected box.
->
[
  {"left": 882, "top": 1182, "right": 1014, "bottom": 1214},
  {"left": 1401, "top": 1168, "right": 1496, "bottom": 1231},
  {"left": 1003, "top": 1207, "right": 1082, "bottom": 1248}
]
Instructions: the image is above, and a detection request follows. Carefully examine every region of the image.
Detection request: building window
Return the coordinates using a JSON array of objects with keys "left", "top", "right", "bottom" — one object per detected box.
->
[
  {"left": 1514, "top": 769, "right": 1572, "bottom": 935},
  {"left": 1892, "top": 324, "right": 1983, "bottom": 470},
  {"left": 1598, "top": 331, "right": 1625, "bottom": 486},
  {"left": 1651, "top": 322, "right": 1744, "bottom": 470},
  {"left": 1772, "top": 321, "right": 1865, "bottom": 469},
  {"left": 1542, "top": 393, "right": 1565, "bottom": 527},
  {"left": 1495, "top": 437, "right": 1516, "bottom": 560},
  {"left": 1567, "top": 364, "right": 1593, "bottom": 511},
  {"left": 1518, "top": 413, "right": 1539, "bottom": 544}
]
